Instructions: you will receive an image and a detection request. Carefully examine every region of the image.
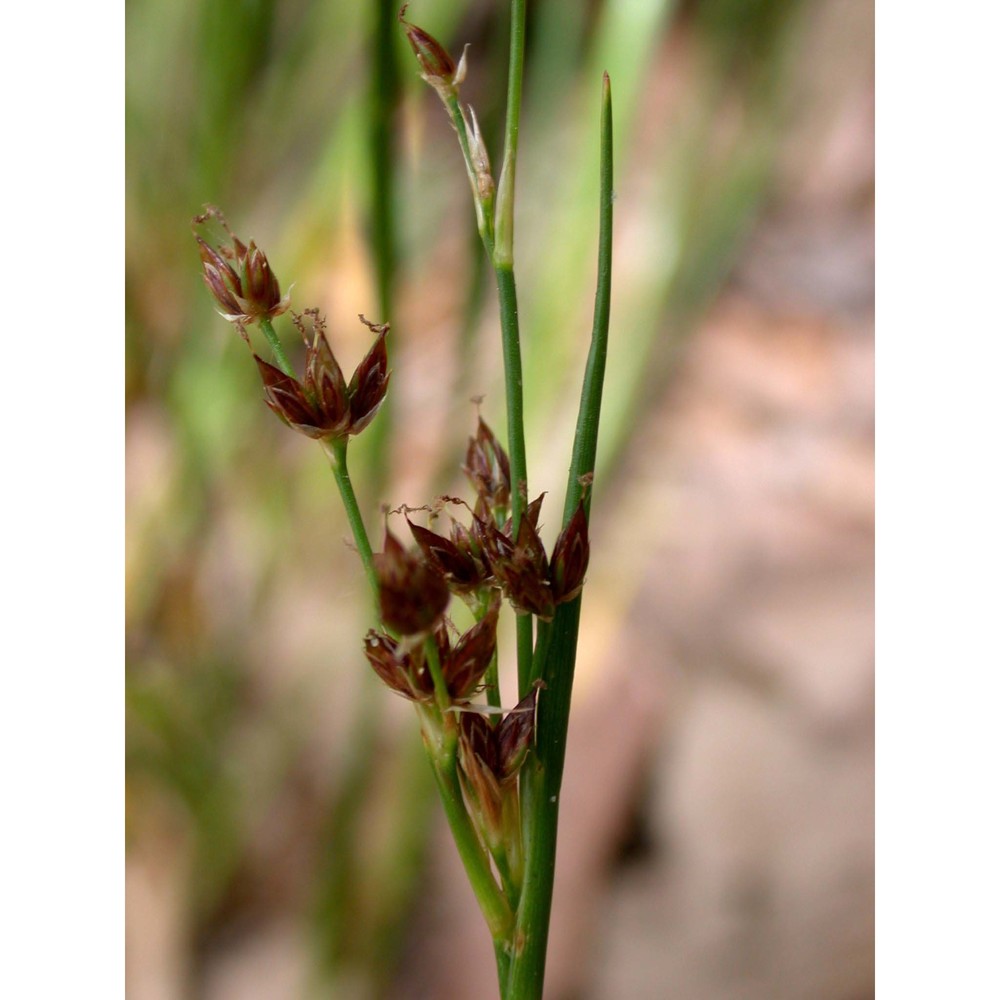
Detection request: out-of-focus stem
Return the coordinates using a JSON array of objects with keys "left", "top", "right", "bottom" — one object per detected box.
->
[{"left": 364, "top": 0, "right": 402, "bottom": 501}]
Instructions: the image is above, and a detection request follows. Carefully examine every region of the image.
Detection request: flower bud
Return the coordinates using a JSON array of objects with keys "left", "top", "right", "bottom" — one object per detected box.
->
[
  {"left": 398, "top": 5, "right": 465, "bottom": 98},
  {"left": 442, "top": 592, "right": 501, "bottom": 699},
  {"left": 242, "top": 241, "right": 286, "bottom": 318},
  {"left": 464, "top": 418, "right": 511, "bottom": 514},
  {"left": 496, "top": 685, "right": 540, "bottom": 780},
  {"left": 301, "top": 316, "right": 351, "bottom": 435},
  {"left": 458, "top": 713, "right": 504, "bottom": 835},
  {"left": 488, "top": 505, "right": 555, "bottom": 621},
  {"left": 347, "top": 316, "right": 391, "bottom": 434},
  {"left": 364, "top": 630, "right": 427, "bottom": 701},
  {"left": 374, "top": 528, "right": 451, "bottom": 636},
  {"left": 550, "top": 500, "right": 590, "bottom": 605},
  {"left": 193, "top": 208, "right": 290, "bottom": 323},
  {"left": 254, "top": 354, "right": 329, "bottom": 437},
  {"left": 196, "top": 236, "right": 244, "bottom": 318}
]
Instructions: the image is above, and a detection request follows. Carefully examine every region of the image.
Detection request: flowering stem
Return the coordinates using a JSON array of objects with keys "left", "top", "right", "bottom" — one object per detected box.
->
[
  {"left": 258, "top": 316, "right": 294, "bottom": 379},
  {"left": 326, "top": 437, "right": 379, "bottom": 616}
]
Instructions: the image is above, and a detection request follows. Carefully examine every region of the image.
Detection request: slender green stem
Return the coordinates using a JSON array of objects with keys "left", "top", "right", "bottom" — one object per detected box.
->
[
  {"left": 527, "top": 617, "right": 553, "bottom": 689},
  {"left": 506, "top": 599, "right": 580, "bottom": 999},
  {"left": 258, "top": 316, "right": 294, "bottom": 378},
  {"left": 326, "top": 436, "right": 379, "bottom": 615},
  {"left": 505, "top": 72, "right": 614, "bottom": 1000},
  {"left": 495, "top": 0, "right": 533, "bottom": 699},
  {"left": 417, "top": 708, "right": 514, "bottom": 941},
  {"left": 495, "top": 265, "right": 534, "bottom": 695}
]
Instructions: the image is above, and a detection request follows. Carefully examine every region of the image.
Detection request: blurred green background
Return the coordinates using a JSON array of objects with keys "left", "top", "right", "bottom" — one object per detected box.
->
[{"left": 126, "top": 1, "right": 873, "bottom": 997}]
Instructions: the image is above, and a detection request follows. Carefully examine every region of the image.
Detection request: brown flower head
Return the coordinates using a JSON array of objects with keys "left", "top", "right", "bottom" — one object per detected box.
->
[
  {"left": 374, "top": 527, "right": 450, "bottom": 636},
  {"left": 478, "top": 495, "right": 555, "bottom": 621},
  {"left": 398, "top": 4, "right": 467, "bottom": 99},
  {"left": 253, "top": 312, "right": 390, "bottom": 441},
  {"left": 363, "top": 630, "right": 438, "bottom": 701},
  {"left": 194, "top": 207, "right": 290, "bottom": 323},
  {"left": 458, "top": 684, "right": 540, "bottom": 789},
  {"left": 463, "top": 418, "right": 511, "bottom": 515}
]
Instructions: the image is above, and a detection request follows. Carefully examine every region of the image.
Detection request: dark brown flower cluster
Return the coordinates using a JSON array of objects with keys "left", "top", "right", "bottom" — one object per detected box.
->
[
  {"left": 255, "top": 311, "right": 390, "bottom": 441},
  {"left": 194, "top": 207, "right": 290, "bottom": 324},
  {"left": 193, "top": 211, "right": 391, "bottom": 444},
  {"left": 366, "top": 417, "right": 591, "bottom": 638},
  {"left": 414, "top": 419, "right": 591, "bottom": 622},
  {"left": 364, "top": 591, "right": 501, "bottom": 703},
  {"left": 360, "top": 416, "right": 590, "bottom": 861}
]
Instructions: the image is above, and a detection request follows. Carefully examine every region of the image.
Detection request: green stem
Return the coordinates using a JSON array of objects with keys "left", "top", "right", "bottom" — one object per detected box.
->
[
  {"left": 495, "top": 265, "right": 534, "bottom": 696},
  {"left": 505, "top": 599, "right": 580, "bottom": 999},
  {"left": 494, "top": 941, "right": 512, "bottom": 996},
  {"left": 258, "top": 316, "right": 294, "bottom": 378},
  {"left": 418, "top": 708, "right": 514, "bottom": 941},
  {"left": 527, "top": 617, "right": 553, "bottom": 689},
  {"left": 326, "top": 436, "right": 379, "bottom": 615},
  {"left": 505, "top": 72, "right": 614, "bottom": 1000},
  {"left": 495, "top": 0, "right": 532, "bottom": 698}
]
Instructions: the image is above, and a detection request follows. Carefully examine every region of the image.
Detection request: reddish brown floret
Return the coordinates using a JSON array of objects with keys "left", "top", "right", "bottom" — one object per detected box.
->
[
  {"left": 374, "top": 529, "right": 451, "bottom": 636},
  {"left": 550, "top": 500, "right": 590, "bottom": 606}
]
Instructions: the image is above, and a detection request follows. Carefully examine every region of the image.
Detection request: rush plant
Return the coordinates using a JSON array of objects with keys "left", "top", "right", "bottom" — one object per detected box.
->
[{"left": 194, "top": 3, "right": 613, "bottom": 995}]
